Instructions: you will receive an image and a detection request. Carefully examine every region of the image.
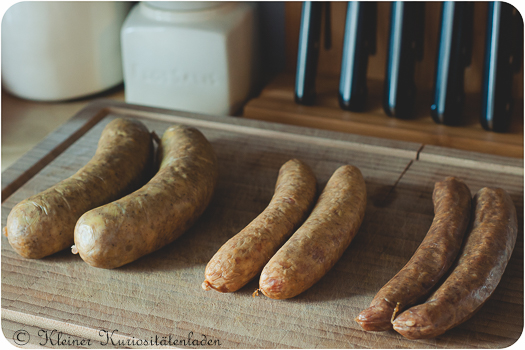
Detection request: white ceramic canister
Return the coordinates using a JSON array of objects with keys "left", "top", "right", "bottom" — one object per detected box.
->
[
  {"left": 1, "top": 1, "right": 132, "bottom": 101},
  {"left": 121, "top": 1, "right": 259, "bottom": 115}
]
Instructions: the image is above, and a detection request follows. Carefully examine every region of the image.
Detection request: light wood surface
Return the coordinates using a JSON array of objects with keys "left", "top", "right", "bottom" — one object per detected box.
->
[
  {"left": 1, "top": 100, "right": 523, "bottom": 348},
  {"left": 1, "top": 88, "right": 125, "bottom": 171}
]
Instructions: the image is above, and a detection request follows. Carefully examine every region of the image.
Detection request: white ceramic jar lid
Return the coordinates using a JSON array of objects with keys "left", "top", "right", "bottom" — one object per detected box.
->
[
  {"left": 145, "top": 2, "right": 222, "bottom": 11},
  {"left": 140, "top": 1, "right": 235, "bottom": 22}
]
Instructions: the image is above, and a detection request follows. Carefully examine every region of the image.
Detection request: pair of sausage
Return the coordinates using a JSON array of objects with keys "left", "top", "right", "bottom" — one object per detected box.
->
[
  {"left": 392, "top": 187, "right": 518, "bottom": 339},
  {"left": 5, "top": 119, "right": 219, "bottom": 270},
  {"left": 202, "top": 159, "right": 317, "bottom": 293},
  {"left": 5, "top": 118, "right": 153, "bottom": 259},
  {"left": 356, "top": 177, "right": 472, "bottom": 331},
  {"left": 356, "top": 178, "right": 518, "bottom": 339},
  {"left": 203, "top": 162, "right": 367, "bottom": 300},
  {"left": 259, "top": 165, "right": 367, "bottom": 299}
]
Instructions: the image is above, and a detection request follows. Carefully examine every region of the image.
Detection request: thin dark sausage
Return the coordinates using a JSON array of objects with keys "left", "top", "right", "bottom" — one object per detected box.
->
[
  {"left": 392, "top": 187, "right": 518, "bottom": 339},
  {"left": 356, "top": 177, "right": 472, "bottom": 331},
  {"left": 202, "top": 159, "right": 317, "bottom": 293}
]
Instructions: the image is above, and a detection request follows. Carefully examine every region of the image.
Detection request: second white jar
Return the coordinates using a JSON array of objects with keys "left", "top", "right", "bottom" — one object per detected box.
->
[{"left": 121, "top": 1, "right": 259, "bottom": 116}]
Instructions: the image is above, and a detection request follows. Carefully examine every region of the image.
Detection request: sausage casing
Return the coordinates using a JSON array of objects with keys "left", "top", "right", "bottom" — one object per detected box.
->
[
  {"left": 202, "top": 159, "right": 317, "bottom": 293},
  {"left": 5, "top": 118, "right": 153, "bottom": 259},
  {"left": 73, "top": 125, "right": 218, "bottom": 269},
  {"left": 392, "top": 187, "right": 518, "bottom": 339},
  {"left": 258, "top": 165, "right": 367, "bottom": 299},
  {"left": 356, "top": 177, "right": 472, "bottom": 331}
]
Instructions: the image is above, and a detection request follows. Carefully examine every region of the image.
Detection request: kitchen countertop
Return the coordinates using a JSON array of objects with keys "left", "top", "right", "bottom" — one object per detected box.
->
[{"left": 1, "top": 87, "right": 125, "bottom": 171}]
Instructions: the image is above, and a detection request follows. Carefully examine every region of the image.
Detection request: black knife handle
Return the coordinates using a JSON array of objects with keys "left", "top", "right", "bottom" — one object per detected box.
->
[
  {"left": 295, "top": 1, "right": 324, "bottom": 105},
  {"left": 430, "top": 2, "right": 474, "bottom": 126},
  {"left": 338, "top": 1, "right": 377, "bottom": 111},
  {"left": 383, "top": 2, "right": 426, "bottom": 119},
  {"left": 480, "top": 1, "right": 523, "bottom": 132}
]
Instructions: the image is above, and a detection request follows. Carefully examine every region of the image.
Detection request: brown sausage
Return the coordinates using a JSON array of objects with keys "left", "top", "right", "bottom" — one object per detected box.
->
[
  {"left": 356, "top": 177, "right": 472, "bottom": 331},
  {"left": 258, "top": 165, "right": 367, "bottom": 299},
  {"left": 392, "top": 187, "right": 518, "bottom": 339},
  {"left": 72, "top": 125, "right": 218, "bottom": 269},
  {"left": 202, "top": 159, "right": 317, "bottom": 293},
  {"left": 4, "top": 118, "right": 153, "bottom": 259}
]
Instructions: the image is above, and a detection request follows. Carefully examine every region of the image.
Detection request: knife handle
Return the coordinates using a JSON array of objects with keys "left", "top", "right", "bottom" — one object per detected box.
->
[
  {"left": 480, "top": 1, "right": 523, "bottom": 132},
  {"left": 383, "top": 2, "right": 426, "bottom": 119},
  {"left": 338, "top": 1, "right": 377, "bottom": 111},
  {"left": 295, "top": 1, "right": 324, "bottom": 105},
  {"left": 430, "top": 2, "right": 474, "bottom": 126}
]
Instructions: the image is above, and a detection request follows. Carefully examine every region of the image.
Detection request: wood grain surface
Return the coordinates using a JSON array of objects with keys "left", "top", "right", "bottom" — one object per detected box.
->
[{"left": 1, "top": 100, "right": 523, "bottom": 348}]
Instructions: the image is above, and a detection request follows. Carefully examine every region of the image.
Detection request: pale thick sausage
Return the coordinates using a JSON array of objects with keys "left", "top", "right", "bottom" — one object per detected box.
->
[
  {"left": 5, "top": 118, "right": 153, "bottom": 259},
  {"left": 72, "top": 125, "right": 218, "bottom": 269}
]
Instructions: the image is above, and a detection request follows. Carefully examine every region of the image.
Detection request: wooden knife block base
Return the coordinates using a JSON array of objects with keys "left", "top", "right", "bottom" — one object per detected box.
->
[{"left": 242, "top": 73, "right": 524, "bottom": 159}]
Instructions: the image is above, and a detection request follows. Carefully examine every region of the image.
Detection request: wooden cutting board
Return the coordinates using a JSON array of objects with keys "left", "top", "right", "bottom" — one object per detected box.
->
[{"left": 1, "top": 100, "right": 523, "bottom": 348}]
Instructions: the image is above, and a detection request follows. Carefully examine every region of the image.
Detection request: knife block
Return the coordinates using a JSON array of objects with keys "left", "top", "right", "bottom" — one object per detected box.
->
[{"left": 242, "top": 2, "right": 523, "bottom": 158}]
